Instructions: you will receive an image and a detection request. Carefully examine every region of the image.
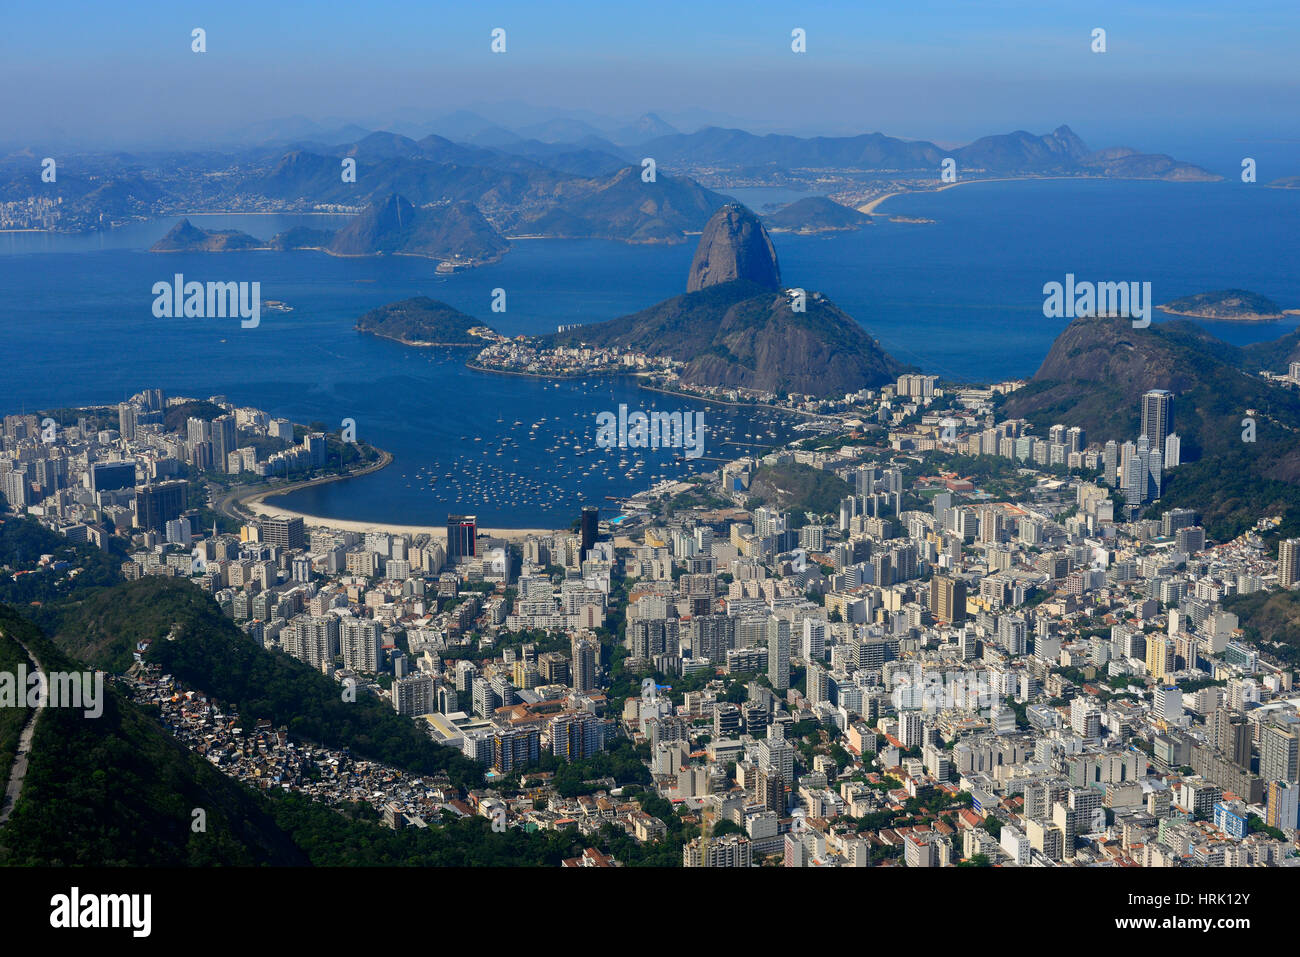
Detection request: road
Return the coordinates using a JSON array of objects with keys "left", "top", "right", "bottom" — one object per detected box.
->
[
  {"left": 210, "top": 447, "right": 393, "bottom": 525},
  {"left": 0, "top": 629, "right": 46, "bottom": 827}
]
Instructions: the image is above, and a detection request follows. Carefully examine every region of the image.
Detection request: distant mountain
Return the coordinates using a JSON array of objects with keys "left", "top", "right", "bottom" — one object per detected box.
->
[
  {"left": 955, "top": 125, "right": 1089, "bottom": 170},
  {"left": 267, "top": 225, "right": 336, "bottom": 250},
  {"left": 687, "top": 203, "right": 782, "bottom": 292},
  {"left": 255, "top": 147, "right": 569, "bottom": 211},
  {"left": 1001, "top": 314, "right": 1300, "bottom": 538},
  {"left": 1243, "top": 328, "right": 1300, "bottom": 372},
  {"left": 328, "top": 194, "right": 509, "bottom": 263},
  {"left": 517, "top": 117, "right": 611, "bottom": 143},
  {"left": 518, "top": 166, "right": 731, "bottom": 243},
  {"left": 1077, "top": 147, "right": 1218, "bottom": 181},
  {"left": 355, "top": 296, "right": 487, "bottom": 345},
  {"left": 343, "top": 130, "right": 429, "bottom": 161},
  {"left": 150, "top": 218, "right": 263, "bottom": 252},
  {"left": 637, "top": 124, "right": 1216, "bottom": 180},
  {"left": 547, "top": 205, "right": 905, "bottom": 396},
  {"left": 613, "top": 112, "right": 680, "bottom": 144},
  {"left": 641, "top": 127, "right": 943, "bottom": 170},
  {"left": 1158, "top": 289, "right": 1286, "bottom": 321},
  {"left": 488, "top": 138, "right": 632, "bottom": 177},
  {"left": 763, "top": 196, "right": 872, "bottom": 233}
]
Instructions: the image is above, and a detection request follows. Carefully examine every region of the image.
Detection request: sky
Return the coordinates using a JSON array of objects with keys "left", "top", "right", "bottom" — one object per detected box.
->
[{"left": 2, "top": 0, "right": 1297, "bottom": 174}]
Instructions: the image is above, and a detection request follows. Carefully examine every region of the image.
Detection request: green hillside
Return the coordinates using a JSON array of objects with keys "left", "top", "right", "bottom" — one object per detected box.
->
[{"left": 51, "top": 577, "right": 484, "bottom": 789}]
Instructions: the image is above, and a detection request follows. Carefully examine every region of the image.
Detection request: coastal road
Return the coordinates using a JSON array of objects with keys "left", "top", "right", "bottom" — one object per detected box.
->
[
  {"left": 210, "top": 447, "right": 393, "bottom": 525},
  {"left": 0, "top": 629, "right": 46, "bottom": 828}
]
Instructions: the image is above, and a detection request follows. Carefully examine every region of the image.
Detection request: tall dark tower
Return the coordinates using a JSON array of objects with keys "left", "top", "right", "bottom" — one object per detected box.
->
[
  {"left": 580, "top": 506, "right": 599, "bottom": 561},
  {"left": 447, "top": 514, "right": 477, "bottom": 561},
  {"left": 1140, "top": 389, "right": 1173, "bottom": 452}
]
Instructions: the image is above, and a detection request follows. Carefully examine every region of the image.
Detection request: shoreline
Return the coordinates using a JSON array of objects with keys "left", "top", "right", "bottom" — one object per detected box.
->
[
  {"left": 856, "top": 173, "right": 1219, "bottom": 215},
  {"left": 635, "top": 380, "right": 833, "bottom": 421},
  {"left": 1156, "top": 305, "right": 1288, "bottom": 322},
  {"left": 243, "top": 499, "right": 557, "bottom": 541},
  {"left": 465, "top": 361, "right": 632, "bottom": 381},
  {"left": 212, "top": 437, "right": 568, "bottom": 543}
]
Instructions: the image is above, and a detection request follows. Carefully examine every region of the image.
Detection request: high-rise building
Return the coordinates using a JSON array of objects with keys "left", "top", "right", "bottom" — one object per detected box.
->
[
  {"left": 931, "top": 575, "right": 967, "bottom": 623},
  {"left": 1164, "top": 432, "right": 1181, "bottom": 469},
  {"left": 551, "top": 710, "right": 603, "bottom": 761},
  {"left": 683, "top": 833, "right": 752, "bottom": 868},
  {"left": 1280, "top": 539, "right": 1300, "bottom": 588},
  {"left": 117, "top": 402, "right": 137, "bottom": 441},
  {"left": 571, "top": 638, "right": 598, "bottom": 692},
  {"left": 133, "top": 480, "right": 187, "bottom": 532},
  {"left": 340, "top": 617, "right": 383, "bottom": 672},
  {"left": 492, "top": 727, "right": 540, "bottom": 774},
  {"left": 262, "top": 515, "right": 305, "bottom": 550},
  {"left": 90, "top": 460, "right": 137, "bottom": 492},
  {"left": 1140, "top": 389, "right": 1173, "bottom": 452},
  {"left": 393, "top": 673, "right": 435, "bottom": 716},
  {"left": 767, "top": 617, "right": 790, "bottom": 691},
  {"left": 1266, "top": 780, "right": 1299, "bottom": 832},
  {"left": 580, "top": 505, "right": 599, "bottom": 560},
  {"left": 1146, "top": 637, "right": 1174, "bottom": 682},
  {"left": 1103, "top": 440, "right": 1118, "bottom": 487},
  {"left": 1261, "top": 722, "right": 1300, "bottom": 784},
  {"left": 447, "top": 514, "right": 477, "bottom": 561},
  {"left": 209, "top": 414, "right": 237, "bottom": 473}
]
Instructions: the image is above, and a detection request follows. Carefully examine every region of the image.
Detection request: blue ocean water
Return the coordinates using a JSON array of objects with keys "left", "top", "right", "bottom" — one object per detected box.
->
[{"left": 1, "top": 178, "right": 1295, "bottom": 527}]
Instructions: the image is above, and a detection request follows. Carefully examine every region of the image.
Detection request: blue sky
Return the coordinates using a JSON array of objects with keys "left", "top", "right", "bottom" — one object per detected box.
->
[{"left": 2, "top": 0, "right": 1297, "bottom": 171}]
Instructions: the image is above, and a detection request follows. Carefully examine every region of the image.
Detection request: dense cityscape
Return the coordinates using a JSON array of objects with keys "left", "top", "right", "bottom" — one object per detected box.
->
[
  {"left": 3, "top": 367, "right": 1299, "bottom": 870},
  {"left": 4, "top": 2, "right": 1298, "bottom": 943}
]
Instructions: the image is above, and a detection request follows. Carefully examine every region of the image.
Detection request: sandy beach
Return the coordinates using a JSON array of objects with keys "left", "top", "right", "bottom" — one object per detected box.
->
[
  {"left": 244, "top": 499, "right": 556, "bottom": 541},
  {"left": 857, "top": 174, "right": 1155, "bottom": 216},
  {"left": 857, "top": 192, "right": 902, "bottom": 214}
]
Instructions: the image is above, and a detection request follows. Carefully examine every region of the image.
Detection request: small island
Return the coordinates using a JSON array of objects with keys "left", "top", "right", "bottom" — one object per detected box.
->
[
  {"left": 763, "top": 196, "right": 872, "bottom": 234},
  {"left": 1157, "top": 289, "right": 1287, "bottom": 321},
  {"left": 354, "top": 296, "right": 497, "bottom": 346},
  {"left": 150, "top": 219, "right": 264, "bottom": 252}
]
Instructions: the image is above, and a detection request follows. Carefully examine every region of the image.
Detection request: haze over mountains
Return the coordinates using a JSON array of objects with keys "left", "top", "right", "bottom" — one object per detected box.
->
[
  {"left": 2, "top": 117, "right": 1217, "bottom": 240},
  {"left": 150, "top": 196, "right": 510, "bottom": 265}
]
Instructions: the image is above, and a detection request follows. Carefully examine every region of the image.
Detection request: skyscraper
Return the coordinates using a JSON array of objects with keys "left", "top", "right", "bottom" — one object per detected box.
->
[
  {"left": 211, "top": 414, "right": 237, "bottom": 473},
  {"left": 1261, "top": 722, "right": 1300, "bottom": 784},
  {"left": 1164, "top": 432, "right": 1181, "bottom": 469},
  {"left": 580, "top": 505, "right": 599, "bottom": 560},
  {"left": 571, "top": 637, "right": 598, "bottom": 692},
  {"left": 133, "top": 480, "right": 187, "bottom": 532},
  {"left": 447, "top": 514, "right": 477, "bottom": 561},
  {"left": 117, "top": 402, "right": 137, "bottom": 441},
  {"left": 931, "top": 575, "right": 968, "bottom": 624},
  {"left": 1140, "top": 389, "right": 1173, "bottom": 452},
  {"left": 1280, "top": 539, "right": 1300, "bottom": 588},
  {"left": 767, "top": 617, "right": 790, "bottom": 691}
]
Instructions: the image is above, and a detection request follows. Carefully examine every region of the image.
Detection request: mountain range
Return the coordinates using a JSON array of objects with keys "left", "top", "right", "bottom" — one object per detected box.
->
[
  {"left": 149, "top": 195, "right": 510, "bottom": 264},
  {"left": 3, "top": 120, "right": 1221, "bottom": 240}
]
